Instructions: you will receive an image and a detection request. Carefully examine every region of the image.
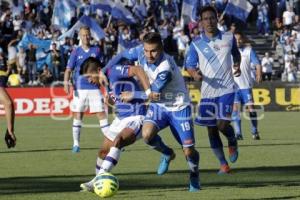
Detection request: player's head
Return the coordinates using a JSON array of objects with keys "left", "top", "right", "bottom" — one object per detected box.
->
[
  {"left": 142, "top": 32, "right": 163, "bottom": 64},
  {"left": 79, "top": 26, "right": 91, "bottom": 46},
  {"left": 199, "top": 5, "right": 218, "bottom": 34},
  {"left": 234, "top": 31, "right": 246, "bottom": 48},
  {"left": 81, "top": 57, "right": 102, "bottom": 84}
]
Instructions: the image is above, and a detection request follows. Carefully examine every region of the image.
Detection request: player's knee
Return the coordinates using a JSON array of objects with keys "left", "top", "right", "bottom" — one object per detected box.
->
[
  {"left": 98, "top": 148, "right": 109, "bottom": 159},
  {"left": 183, "top": 147, "right": 195, "bottom": 157},
  {"left": 217, "top": 121, "right": 229, "bottom": 132},
  {"left": 113, "top": 136, "right": 122, "bottom": 149}
]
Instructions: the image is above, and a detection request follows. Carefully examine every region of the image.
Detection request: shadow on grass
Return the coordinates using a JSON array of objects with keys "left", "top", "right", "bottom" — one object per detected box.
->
[
  {"left": 1, "top": 141, "right": 300, "bottom": 154},
  {"left": 0, "top": 166, "right": 300, "bottom": 195}
]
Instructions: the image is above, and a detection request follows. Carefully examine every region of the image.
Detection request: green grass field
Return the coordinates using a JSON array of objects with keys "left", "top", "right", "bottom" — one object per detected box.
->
[{"left": 1, "top": 112, "right": 300, "bottom": 200}]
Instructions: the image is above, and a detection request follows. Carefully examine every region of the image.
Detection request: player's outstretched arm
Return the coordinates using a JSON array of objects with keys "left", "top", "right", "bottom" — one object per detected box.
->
[
  {"left": 127, "top": 65, "right": 150, "bottom": 91},
  {"left": 186, "top": 68, "right": 202, "bottom": 81},
  {"left": 63, "top": 68, "right": 72, "bottom": 95},
  {"left": 256, "top": 64, "right": 262, "bottom": 83}
]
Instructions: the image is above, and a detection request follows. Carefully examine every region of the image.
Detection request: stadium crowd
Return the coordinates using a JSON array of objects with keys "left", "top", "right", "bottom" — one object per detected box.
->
[{"left": 0, "top": 0, "right": 299, "bottom": 87}]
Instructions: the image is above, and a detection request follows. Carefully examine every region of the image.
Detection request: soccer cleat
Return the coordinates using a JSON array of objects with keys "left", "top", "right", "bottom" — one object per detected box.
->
[
  {"left": 80, "top": 180, "right": 94, "bottom": 192},
  {"left": 218, "top": 164, "right": 230, "bottom": 174},
  {"left": 157, "top": 151, "right": 176, "bottom": 175},
  {"left": 189, "top": 174, "right": 201, "bottom": 192},
  {"left": 235, "top": 134, "right": 243, "bottom": 140},
  {"left": 72, "top": 145, "right": 80, "bottom": 153},
  {"left": 228, "top": 145, "right": 238, "bottom": 163},
  {"left": 252, "top": 133, "right": 260, "bottom": 140}
]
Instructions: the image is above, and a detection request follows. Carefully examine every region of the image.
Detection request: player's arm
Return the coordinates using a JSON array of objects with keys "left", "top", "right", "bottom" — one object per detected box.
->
[
  {"left": 127, "top": 65, "right": 151, "bottom": 94},
  {"left": 231, "top": 36, "right": 241, "bottom": 77},
  {"left": 103, "top": 45, "right": 141, "bottom": 71},
  {"left": 250, "top": 49, "right": 262, "bottom": 83},
  {"left": 64, "top": 49, "right": 76, "bottom": 94},
  {"left": 184, "top": 43, "right": 202, "bottom": 81}
]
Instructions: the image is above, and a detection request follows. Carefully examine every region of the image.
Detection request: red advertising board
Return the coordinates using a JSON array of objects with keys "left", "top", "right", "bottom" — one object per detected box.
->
[{"left": 0, "top": 87, "right": 72, "bottom": 116}]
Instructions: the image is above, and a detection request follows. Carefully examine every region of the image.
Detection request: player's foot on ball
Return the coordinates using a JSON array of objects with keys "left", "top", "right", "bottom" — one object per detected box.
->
[
  {"left": 72, "top": 145, "right": 80, "bottom": 153},
  {"left": 189, "top": 173, "right": 201, "bottom": 192},
  {"left": 229, "top": 145, "right": 239, "bottom": 163},
  {"left": 218, "top": 164, "right": 230, "bottom": 174},
  {"left": 80, "top": 180, "right": 94, "bottom": 192},
  {"left": 235, "top": 134, "right": 243, "bottom": 140},
  {"left": 252, "top": 133, "right": 260, "bottom": 140},
  {"left": 157, "top": 150, "right": 176, "bottom": 175}
]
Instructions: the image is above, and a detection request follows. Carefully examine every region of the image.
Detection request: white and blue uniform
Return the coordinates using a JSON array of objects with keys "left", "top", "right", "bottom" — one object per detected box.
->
[
  {"left": 185, "top": 31, "right": 241, "bottom": 126},
  {"left": 106, "top": 45, "right": 195, "bottom": 147},
  {"left": 103, "top": 64, "right": 146, "bottom": 141},
  {"left": 67, "top": 46, "right": 105, "bottom": 113},
  {"left": 234, "top": 46, "right": 260, "bottom": 105}
]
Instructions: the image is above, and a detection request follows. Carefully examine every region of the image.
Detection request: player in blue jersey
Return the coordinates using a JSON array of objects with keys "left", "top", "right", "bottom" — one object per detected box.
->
[
  {"left": 78, "top": 57, "right": 154, "bottom": 191},
  {"left": 232, "top": 32, "right": 262, "bottom": 140},
  {"left": 63, "top": 26, "right": 108, "bottom": 153},
  {"left": 0, "top": 56, "right": 16, "bottom": 148},
  {"left": 185, "top": 6, "right": 240, "bottom": 174},
  {"left": 105, "top": 32, "right": 200, "bottom": 192}
]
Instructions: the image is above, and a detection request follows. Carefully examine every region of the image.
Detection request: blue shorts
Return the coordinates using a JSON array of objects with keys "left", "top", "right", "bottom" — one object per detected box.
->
[
  {"left": 234, "top": 88, "right": 254, "bottom": 105},
  {"left": 195, "top": 93, "right": 235, "bottom": 126},
  {"left": 144, "top": 103, "right": 195, "bottom": 147}
]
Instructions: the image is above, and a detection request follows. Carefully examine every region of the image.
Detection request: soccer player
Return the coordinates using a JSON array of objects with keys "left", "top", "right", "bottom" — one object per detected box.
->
[
  {"left": 105, "top": 32, "right": 200, "bottom": 192},
  {"left": 0, "top": 54, "right": 16, "bottom": 148},
  {"left": 185, "top": 6, "right": 240, "bottom": 174},
  {"left": 232, "top": 32, "right": 262, "bottom": 140},
  {"left": 63, "top": 26, "right": 108, "bottom": 153},
  {"left": 79, "top": 57, "right": 152, "bottom": 191}
]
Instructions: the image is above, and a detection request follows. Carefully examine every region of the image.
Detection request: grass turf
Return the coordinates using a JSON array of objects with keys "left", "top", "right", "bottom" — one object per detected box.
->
[{"left": 0, "top": 112, "right": 300, "bottom": 200}]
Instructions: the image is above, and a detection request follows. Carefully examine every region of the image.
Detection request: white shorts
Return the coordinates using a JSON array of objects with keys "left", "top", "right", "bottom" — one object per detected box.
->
[
  {"left": 70, "top": 89, "right": 105, "bottom": 113},
  {"left": 104, "top": 115, "right": 144, "bottom": 142}
]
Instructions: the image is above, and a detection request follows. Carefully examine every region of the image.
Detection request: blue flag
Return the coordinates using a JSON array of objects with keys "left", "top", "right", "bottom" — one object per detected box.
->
[{"left": 224, "top": 0, "right": 253, "bottom": 22}]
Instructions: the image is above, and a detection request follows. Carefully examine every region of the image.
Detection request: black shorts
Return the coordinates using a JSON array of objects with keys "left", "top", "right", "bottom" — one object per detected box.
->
[{"left": 0, "top": 76, "right": 8, "bottom": 88}]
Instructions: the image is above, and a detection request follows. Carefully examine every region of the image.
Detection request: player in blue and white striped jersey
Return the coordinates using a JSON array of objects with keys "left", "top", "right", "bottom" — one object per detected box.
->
[
  {"left": 185, "top": 6, "right": 240, "bottom": 174},
  {"left": 105, "top": 32, "right": 200, "bottom": 192},
  {"left": 232, "top": 32, "right": 262, "bottom": 140}
]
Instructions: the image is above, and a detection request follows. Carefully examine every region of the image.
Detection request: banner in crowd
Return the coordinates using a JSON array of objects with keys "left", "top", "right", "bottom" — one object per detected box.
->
[{"left": 0, "top": 82, "right": 299, "bottom": 117}]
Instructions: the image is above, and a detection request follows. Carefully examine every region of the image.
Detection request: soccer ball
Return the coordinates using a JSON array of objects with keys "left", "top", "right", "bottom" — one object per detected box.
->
[{"left": 93, "top": 172, "right": 119, "bottom": 198}]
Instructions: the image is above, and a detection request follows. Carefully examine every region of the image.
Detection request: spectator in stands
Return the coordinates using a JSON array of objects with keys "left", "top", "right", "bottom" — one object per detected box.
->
[
  {"left": 174, "top": 29, "right": 189, "bottom": 65},
  {"left": 50, "top": 42, "right": 61, "bottom": 82},
  {"left": 39, "top": 64, "right": 53, "bottom": 85},
  {"left": 7, "top": 38, "right": 18, "bottom": 73},
  {"left": 26, "top": 43, "right": 38, "bottom": 86},
  {"left": 283, "top": 49, "right": 297, "bottom": 82},
  {"left": 257, "top": 1, "right": 270, "bottom": 36},
  {"left": 8, "top": 68, "right": 21, "bottom": 87},
  {"left": 16, "top": 47, "right": 26, "bottom": 82},
  {"left": 283, "top": 5, "right": 295, "bottom": 30},
  {"left": 261, "top": 52, "right": 274, "bottom": 81}
]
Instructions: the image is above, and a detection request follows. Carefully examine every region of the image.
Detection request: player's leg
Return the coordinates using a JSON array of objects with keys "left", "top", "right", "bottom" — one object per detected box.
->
[
  {"left": 244, "top": 89, "right": 260, "bottom": 140},
  {"left": 143, "top": 104, "right": 175, "bottom": 175},
  {"left": 0, "top": 87, "right": 16, "bottom": 143},
  {"left": 88, "top": 90, "right": 110, "bottom": 136},
  {"left": 70, "top": 90, "right": 87, "bottom": 153},
  {"left": 232, "top": 91, "right": 243, "bottom": 140},
  {"left": 217, "top": 93, "right": 238, "bottom": 164},
  {"left": 169, "top": 106, "right": 200, "bottom": 191},
  {"left": 98, "top": 128, "right": 136, "bottom": 174}
]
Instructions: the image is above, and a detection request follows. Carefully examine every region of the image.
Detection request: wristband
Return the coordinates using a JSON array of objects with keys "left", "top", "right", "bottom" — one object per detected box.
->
[{"left": 145, "top": 88, "right": 151, "bottom": 97}]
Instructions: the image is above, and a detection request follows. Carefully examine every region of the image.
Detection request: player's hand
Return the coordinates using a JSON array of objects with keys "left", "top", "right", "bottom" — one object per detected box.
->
[
  {"left": 64, "top": 82, "right": 70, "bottom": 95},
  {"left": 233, "top": 64, "right": 241, "bottom": 77},
  {"left": 194, "top": 69, "right": 203, "bottom": 81},
  {"left": 120, "top": 91, "right": 134, "bottom": 102},
  {"left": 99, "top": 71, "right": 108, "bottom": 86},
  {"left": 149, "top": 92, "right": 161, "bottom": 101},
  {"left": 5, "top": 130, "right": 16, "bottom": 148}
]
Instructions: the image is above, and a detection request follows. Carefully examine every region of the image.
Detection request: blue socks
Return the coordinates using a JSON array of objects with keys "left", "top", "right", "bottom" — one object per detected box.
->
[
  {"left": 232, "top": 111, "right": 242, "bottom": 136},
  {"left": 146, "top": 135, "right": 172, "bottom": 155},
  {"left": 208, "top": 133, "right": 227, "bottom": 165}
]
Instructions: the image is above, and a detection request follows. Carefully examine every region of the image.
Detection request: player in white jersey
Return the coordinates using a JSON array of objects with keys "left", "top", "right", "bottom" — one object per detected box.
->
[
  {"left": 105, "top": 32, "right": 200, "bottom": 191},
  {"left": 185, "top": 6, "right": 240, "bottom": 174},
  {"left": 232, "top": 32, "right": 262, "bottom": 140}
]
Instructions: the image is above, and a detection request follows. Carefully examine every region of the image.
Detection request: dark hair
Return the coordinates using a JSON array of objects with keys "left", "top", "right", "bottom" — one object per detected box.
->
[
  {"left": 80, "top": 57, "right": 102, "bottom": 75},
  {"left": 142, "top": 32, "right": 163, "bottom": 47},
  {"left": 199, "top": 5, "right": 218, "bottom": 19}
]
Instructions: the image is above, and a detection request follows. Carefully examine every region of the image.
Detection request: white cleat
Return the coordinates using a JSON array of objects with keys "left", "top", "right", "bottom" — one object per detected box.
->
[{"left": 80, "top": 180, "right": 94, "bottom": 192}]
